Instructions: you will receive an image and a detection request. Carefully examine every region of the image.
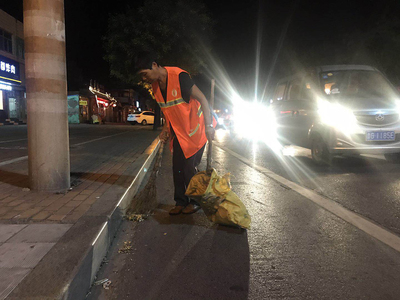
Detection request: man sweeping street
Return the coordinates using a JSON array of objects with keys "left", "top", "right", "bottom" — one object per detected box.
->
[{"left": 135, "top": 52, "right": 215, "bottom": 215}]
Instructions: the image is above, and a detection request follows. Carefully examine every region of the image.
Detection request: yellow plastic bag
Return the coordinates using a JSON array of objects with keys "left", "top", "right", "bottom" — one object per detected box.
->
[{"left": 186, "top": 169, "right": 251, "bottom": 229}]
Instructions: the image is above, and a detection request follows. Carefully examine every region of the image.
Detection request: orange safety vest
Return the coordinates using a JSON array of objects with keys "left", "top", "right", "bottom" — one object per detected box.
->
[{"left": 152, "top": 67, "right": 209, "bottom": 159}]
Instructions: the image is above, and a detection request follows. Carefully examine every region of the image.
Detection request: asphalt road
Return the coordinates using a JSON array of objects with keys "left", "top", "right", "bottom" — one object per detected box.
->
[
  {"left": 214, "top": 130, "right": 400, "bottom": 237},
  {"left": 0, "top": 123, "right": 158, "bottom": 162},
  {"left": 0, "top": 124, "right": 159, "bottom": 188},
  {"left": 87, "top": 128, "right": 400, "bottom": 300}
]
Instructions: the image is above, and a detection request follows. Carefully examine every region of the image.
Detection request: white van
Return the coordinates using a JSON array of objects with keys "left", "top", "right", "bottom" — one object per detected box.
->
[{"left": 271, "top": 65, "right": 400, "bottom": 164}]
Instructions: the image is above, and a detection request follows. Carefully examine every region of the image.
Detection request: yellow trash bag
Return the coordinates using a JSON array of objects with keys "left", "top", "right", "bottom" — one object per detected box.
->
[{"left": 185, "top": 168, "right": 251, "bottom": 229}]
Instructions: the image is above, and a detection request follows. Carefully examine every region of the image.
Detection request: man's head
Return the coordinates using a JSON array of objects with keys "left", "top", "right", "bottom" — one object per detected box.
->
[{"left": 135, "top": 51, "right": 162, "bottom": 83}]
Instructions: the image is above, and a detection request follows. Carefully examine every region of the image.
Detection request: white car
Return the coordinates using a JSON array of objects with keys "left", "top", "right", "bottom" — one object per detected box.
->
[{"left": 127, "top": 111, "right": 155, "bottom": 125}]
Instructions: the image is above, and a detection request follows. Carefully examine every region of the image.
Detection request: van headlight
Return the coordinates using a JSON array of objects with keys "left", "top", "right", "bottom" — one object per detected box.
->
[{"left": 317, "top": 98, "right": 358, "bottom": 134}]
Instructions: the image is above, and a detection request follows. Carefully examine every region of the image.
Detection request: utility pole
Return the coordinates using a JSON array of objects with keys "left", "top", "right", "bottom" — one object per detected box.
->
[{"left": 24, "top": 0, "right": 70, "bottom": 191}]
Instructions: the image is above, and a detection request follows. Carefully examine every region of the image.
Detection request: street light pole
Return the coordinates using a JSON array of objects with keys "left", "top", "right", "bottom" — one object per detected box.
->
[{"left": 24, "top": 0, "right": 70, "bottom": 191}]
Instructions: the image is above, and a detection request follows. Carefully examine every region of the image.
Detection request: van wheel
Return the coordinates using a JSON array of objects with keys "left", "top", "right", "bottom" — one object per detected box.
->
[
  {"left": 311, "top": 138, "right": 331, "bottom": 165},
  {"left": 384, "top": 153, "right": 400, "bottom": 163},
  {"left": 142, "top": 119, "right": 147, "bottom": 126}
]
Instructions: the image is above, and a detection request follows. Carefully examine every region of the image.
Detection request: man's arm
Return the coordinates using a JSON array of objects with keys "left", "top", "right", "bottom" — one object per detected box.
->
[{"left": 190, "top": 84, "right": 215, "bottom": 141}]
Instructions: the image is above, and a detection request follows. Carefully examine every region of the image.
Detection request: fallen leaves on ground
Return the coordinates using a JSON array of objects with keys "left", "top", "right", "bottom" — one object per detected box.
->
[
  {"left": 126, "top": 214, "right": 149, "bottom": 222},
  {"left": 118, "top": 241, "right": 133, "bottom": 254}
]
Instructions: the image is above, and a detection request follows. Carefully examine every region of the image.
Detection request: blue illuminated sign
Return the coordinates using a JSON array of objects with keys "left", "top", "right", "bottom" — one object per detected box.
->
[{"left": 0, "top": 55, "right": 20, "bottom": 84}]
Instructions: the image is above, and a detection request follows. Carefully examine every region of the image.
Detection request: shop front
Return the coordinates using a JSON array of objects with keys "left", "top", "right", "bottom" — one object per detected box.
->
[
  {"left": 88, "top": 85, "right": 117, "bottom": 123},
  {"left": 0, "top": 55, "right": 25, "bottom": 125}
]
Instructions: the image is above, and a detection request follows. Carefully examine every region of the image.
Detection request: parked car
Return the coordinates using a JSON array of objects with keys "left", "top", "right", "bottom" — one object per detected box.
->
[
  {"left": 127, "top": 111, "right": 155, "bottom": 125},
  {"left": 271, "top": 65, "right": 400, "bottom": 164}
]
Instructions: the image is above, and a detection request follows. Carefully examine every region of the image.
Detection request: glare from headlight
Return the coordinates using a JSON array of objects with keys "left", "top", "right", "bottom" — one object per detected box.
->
[
  {"left": 317, "top": 98, "right": 359, "bottom": 134},
  {"left": 232, "top": 100, "right": 281, "bottom": 153},
  {"left": 396, "top": 100, "right": 400, "bottom": 114}
]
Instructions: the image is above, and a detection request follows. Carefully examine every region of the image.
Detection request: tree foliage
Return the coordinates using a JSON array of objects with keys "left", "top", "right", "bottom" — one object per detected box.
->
[{"left": 104, "top": 0, "right": 214, "bottom": 85}]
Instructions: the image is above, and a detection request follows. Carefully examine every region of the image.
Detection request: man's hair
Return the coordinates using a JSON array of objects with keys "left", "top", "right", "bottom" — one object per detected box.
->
[{"left": 134, "top": 51, "right": 159, "bottom": 73}]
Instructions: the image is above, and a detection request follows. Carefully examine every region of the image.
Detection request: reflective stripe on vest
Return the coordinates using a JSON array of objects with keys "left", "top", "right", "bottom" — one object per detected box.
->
[
  {"left": 157, "top": 98, "right": 185, "bottom": 108},
  {"left": 189, "top": 123, "right": 200, "bottom": 137}
]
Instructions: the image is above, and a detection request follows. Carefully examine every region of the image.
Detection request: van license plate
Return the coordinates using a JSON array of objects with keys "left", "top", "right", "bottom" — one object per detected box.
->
[{"left": 366, "top": 131, "right": 395, "bottom": 141}]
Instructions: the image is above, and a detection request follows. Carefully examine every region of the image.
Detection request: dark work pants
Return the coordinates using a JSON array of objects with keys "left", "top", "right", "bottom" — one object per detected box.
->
[{"left": 173, "top": 137, "right": 205, "bottom": 207}]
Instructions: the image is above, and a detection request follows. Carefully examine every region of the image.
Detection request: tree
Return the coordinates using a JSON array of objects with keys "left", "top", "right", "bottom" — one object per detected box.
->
[
  {"left": 104, "top": 0, "right": 214, "bottom": 85},
  {"left": 104, "top": 0, "right": 213, "bottom": 129}
]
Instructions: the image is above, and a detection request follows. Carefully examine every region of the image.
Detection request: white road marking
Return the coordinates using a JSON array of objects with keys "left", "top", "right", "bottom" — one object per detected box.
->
[
  {"left": 0, "top": 138, "right": 27, "bottom": 144},
  {"left": 215, "top": 143, "right": 400, "bottom": 253},
  {"left": 0, "top": 132, "right": 129, "bottom": 167},
  {"left": 72, "top": 131, "right": 128, "bottom": 146},
  {"left": 0, "top": 156, "right": 28, "bottom": 167}
]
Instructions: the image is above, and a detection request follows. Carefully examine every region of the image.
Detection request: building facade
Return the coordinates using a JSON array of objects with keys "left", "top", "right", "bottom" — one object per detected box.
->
[
  {"left": 0, "top": 10, "right": 25, "bottom": 125},
  {"left": 109, "top": 88, "right": 139, "bottom": 123}
]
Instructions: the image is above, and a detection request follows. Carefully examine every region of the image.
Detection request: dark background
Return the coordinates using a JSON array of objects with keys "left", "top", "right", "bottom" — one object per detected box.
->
[{"left": 2, "top": 0, "right": 400, "bottom": 108}]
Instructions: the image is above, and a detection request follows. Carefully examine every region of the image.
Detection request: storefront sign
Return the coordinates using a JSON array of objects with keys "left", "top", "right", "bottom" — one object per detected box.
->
[
  {"left": 79, "top": 100, "right": 88, "bottom": 106},
  {"left": 0, "top": 55, "right": 21, "bottom": 84},
  {"left": 97, "top": 97, "right": 109, "bottom": 107},
  {"left": 0, "top": 83, "right": 12, "bottom": 91}
]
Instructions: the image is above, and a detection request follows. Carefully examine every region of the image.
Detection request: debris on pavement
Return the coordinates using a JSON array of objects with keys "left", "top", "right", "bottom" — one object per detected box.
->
[
  {"left": 94, "top": 278, "right": 109, "bottom": 286},
  {"left": 118, "top": 241, "right": 133, "bottom": 253},
  {"left": 103, "top": 280, "right": 112, "bottom": 290},
  {"left": 126, "top": 214, "right": 149, "bottom": 222}
]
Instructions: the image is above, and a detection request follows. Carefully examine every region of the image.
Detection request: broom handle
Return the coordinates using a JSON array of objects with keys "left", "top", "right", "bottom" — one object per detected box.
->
[
  {"left": 206, "top": 139, "right": 212, "bottom": 174},
  {"left": 207, "top": 83, "right": 214, "bottom": 174}
]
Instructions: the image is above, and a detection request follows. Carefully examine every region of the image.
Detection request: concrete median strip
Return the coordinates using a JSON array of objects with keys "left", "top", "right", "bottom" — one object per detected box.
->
[
  {"left": 89, "top": 138, "right": 161, "bottom": 285},
  {"left": 69, "top": 138, "right": 161, "bottom": 299},
  {"left": 215, "top": 143, "right": 400, "bottom": 253},
  {"left": 6, "top": 137, "right": 162, "bottom": 300}
]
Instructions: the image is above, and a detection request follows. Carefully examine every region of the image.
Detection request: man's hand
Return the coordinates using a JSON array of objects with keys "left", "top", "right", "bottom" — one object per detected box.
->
[
  {"left": 159, "top": 130, "right": 169, "bottom": 144},
  {"left": 205, "top": 126, "right": 215, "bottom": 141}
]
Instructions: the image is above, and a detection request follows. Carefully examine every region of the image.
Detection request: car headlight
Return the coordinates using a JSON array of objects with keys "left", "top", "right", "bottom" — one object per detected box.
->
[
  {"left": 396, "top": 100, "right": 400, "bottom": 114},
  {"left": 317, "top": 98, "right": 358, "bottom": 134}
]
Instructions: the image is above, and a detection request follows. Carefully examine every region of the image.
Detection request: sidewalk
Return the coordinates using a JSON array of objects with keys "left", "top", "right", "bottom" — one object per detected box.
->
[{"left": 0, "top": 129, "right": 161, "bottom": 299}]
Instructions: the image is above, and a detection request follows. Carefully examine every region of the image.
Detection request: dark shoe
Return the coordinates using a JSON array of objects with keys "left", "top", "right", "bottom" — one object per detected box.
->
[
  {"left": 169, "top": 206, "right": 185, "bottom": 215},
  {"left": 182, "top": 204, "right": 201, "bottom": 214}
]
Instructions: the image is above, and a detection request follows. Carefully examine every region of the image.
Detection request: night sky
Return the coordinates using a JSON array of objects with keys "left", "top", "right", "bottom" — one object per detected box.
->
[{"left": 2, "top": 0, "right": 400, "bottom": 106}]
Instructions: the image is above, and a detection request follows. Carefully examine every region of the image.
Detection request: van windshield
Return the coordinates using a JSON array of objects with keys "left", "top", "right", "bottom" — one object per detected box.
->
[{"left": 320, "top": 70, "right": 398, "bottom": 99}]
